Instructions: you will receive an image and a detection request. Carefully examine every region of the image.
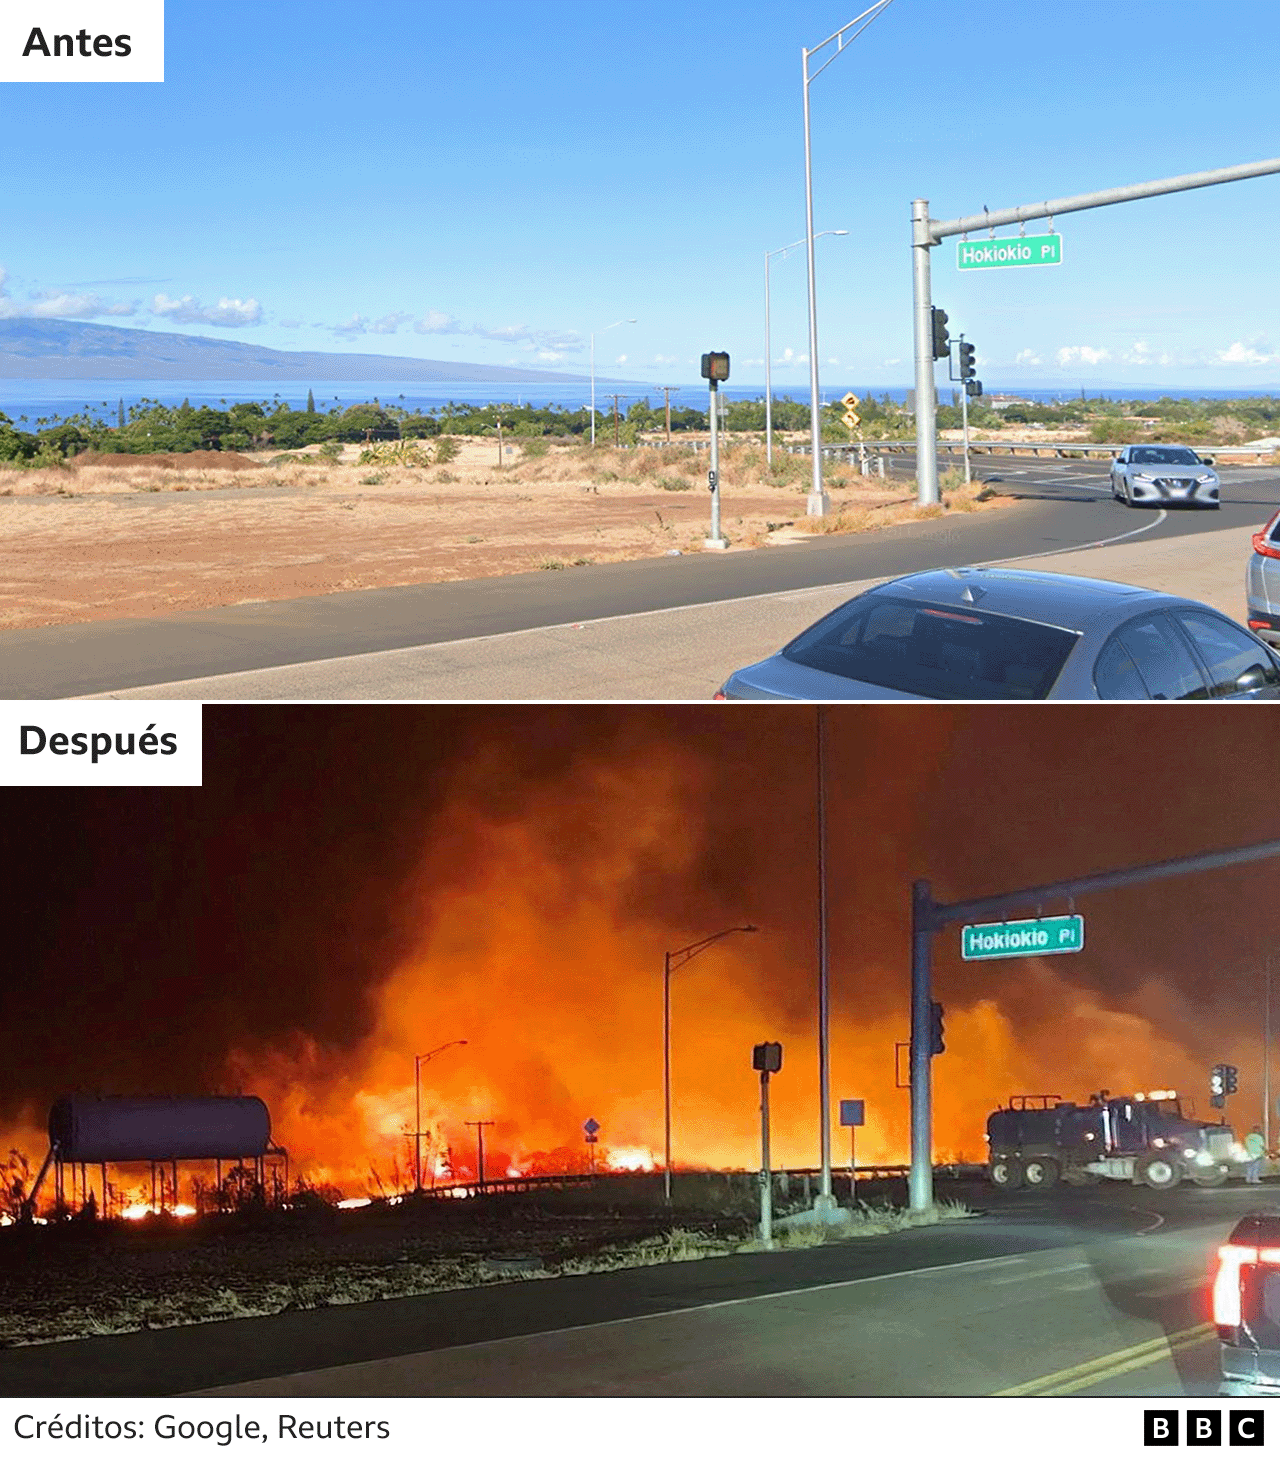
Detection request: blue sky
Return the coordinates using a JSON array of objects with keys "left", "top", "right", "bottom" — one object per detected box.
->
[{"left": 6, "top": 0, "right": 1280, "bottom": 390}]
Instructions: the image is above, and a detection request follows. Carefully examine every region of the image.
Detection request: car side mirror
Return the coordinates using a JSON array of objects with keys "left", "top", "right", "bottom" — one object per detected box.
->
[
  {"left": 1236, "top": 664, "right": 1270, "bottom": 693},
  {"left": 1200, "top": 455, "right": 1215, "bottom": 466}
]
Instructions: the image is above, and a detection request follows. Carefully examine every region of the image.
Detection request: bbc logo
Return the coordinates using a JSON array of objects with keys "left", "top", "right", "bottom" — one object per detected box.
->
[{"left": 1144, "top": 1411, "right": 1264, "bottom": 1446}]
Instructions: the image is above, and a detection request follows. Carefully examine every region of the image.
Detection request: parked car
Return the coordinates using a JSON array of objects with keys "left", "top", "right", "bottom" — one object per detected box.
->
[
  {"left": 716, "top": 567, "right": 1280, "bottom": 701},
  {"left": 1214, "top": 1210, "right": 1280, "bottom": 1395},
  {"left": 1110, "top": 444, "right": 1219, "bottom": 508},
  {"left": 1246, "top": 506, "right": 1280, "bottom": 647}
]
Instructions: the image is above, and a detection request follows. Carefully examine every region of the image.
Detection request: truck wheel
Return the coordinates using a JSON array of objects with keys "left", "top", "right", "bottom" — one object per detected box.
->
[
  {"left": 1022, "top": 1156, "right": 1060, "bottom": 1190},
  {"left": 1137, "top": 1153, "right": 1182, "bottom": 1190},
  {"left": 989, "top": 1157, "right": 1023, "bottom": 1190},
  {"left": 1192, "top": 1166, "right": 1229, "bottom": 1189}
]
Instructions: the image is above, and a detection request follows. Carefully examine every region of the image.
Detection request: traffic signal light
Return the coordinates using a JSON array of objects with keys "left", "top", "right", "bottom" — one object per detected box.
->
[
  {"left": 752, "top": 1041, "right": 783, "bottom": 1073},
  {"left": 1225, "top": 1064, "right": 1239, "bottom": 1095},
  {"left": 1211, "top": 1064, "right": 1226, "bottom": 1097},
  {"left": 930, "top": 1000, "right": 945, "bottom": 1056},
  {"left": 931, "top": 307, "right": 950, "bottom": 360},
  {"left": 957, "top": 341, "right": 976, "bottom": 380},
  {"left": 701, "top": 352, "right": 730, "bottom": 382},
  {"left": 965, "top": 379, "right": 983, "bottom": 398}
]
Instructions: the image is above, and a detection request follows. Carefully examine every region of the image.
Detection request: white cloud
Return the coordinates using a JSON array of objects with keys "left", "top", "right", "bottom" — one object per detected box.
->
[
  {"left": 152, "top": 293, "right": 262, "bottom": 326},
  {"left": 1215, "top": 340, "right": 1277, "bottom": 365},
  {"left": 1014, "top": 349, "right": 1041, "bottom": 366},
  {"left": 1056, "top": 345, "right": 1111, "bottom": 367},
  {"left": 881, "top": 358, "right": 902, "bottom": 367},
  {"left": 0, "top": 265, "right": 136, "bottom": 320},
  {"left": 614, "top": 354, "right": 628, "bottom": 365},
  {"left": 653, "top": 353, "right": 678, "bottom": 366}
]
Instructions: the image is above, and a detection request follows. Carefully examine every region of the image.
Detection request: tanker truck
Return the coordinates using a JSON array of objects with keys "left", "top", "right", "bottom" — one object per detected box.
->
[{"left": 986, "top": 1090, "right": 1240, "bottom": 1191}]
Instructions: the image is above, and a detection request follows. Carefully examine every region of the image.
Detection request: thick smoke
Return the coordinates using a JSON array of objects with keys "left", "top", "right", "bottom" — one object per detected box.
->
[{"left": 3, "top": 705, "right": 1278, "bottom": 1184}]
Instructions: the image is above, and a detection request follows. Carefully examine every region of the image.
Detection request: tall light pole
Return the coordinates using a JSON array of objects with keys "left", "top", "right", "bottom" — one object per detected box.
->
[
  {"left": 664, "top": 924, "right": 759, "bottom": 1203},
  {"left": 590, "top": 319, "right": 635, "bottom": 445},
  {"left": 801, "top": 1, "right": 898, "bottom": 515},
  {"left": 766, "top": 230, "right": 847, "bottom": 467},
  {"left": 815, "top": 706, "right": 835, "bottom": 1213},
  {"left": 414, "top": 1040, "right": 467, "bottom": 1192}
]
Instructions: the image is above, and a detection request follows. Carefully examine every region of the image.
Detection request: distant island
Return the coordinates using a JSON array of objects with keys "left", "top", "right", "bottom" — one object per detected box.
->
[{"left": 0, "top": 318, "right": 593, "bottom": 383}]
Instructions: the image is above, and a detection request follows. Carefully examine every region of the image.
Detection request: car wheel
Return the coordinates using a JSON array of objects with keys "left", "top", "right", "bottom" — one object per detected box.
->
[
  {"left": 1022, "top": 1156, "right": 1060, "bottom": 1189},
  {"left": 989, "top": 1156, "right": 1023, "bottom": 1190},
  {"left": 1123, "top": 480, "right": 1134, "bottom": 507},
  {"left": 1193, "top": 1166, "right": 1229, "bottom": 1188},
  {"left": 1137, "top": 1153, "right": 1182, "bottom": 1190}
]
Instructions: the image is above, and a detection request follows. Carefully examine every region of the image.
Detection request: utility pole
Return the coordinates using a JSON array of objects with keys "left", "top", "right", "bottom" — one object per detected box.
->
[
  {"left": 660, "top": 386, "right": 679, "bottom": 445},
  {"left": 611, "top": 394, "right": 623, "bottom": 448},
  {"left": 465, "top": 1120, "right": 495, "bottom": 1188},
  {"left": 1266, "top": 957, "right": 1273, "bottom": 1153}
]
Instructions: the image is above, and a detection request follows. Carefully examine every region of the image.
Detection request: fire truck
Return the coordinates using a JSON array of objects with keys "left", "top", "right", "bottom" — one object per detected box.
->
[{"left": 986, "top": 1090, "right": 1240, "bottom": 1190}]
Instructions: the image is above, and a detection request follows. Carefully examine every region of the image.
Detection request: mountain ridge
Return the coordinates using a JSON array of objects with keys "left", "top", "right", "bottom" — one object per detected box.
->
[{"left": 0, "top": 318, "right": 593, "bottom": 383}]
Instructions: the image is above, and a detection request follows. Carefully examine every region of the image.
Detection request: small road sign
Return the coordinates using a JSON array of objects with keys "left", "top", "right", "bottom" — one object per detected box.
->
[
  {"left": 839, "top": 1099, "right": 865, "bottom": 1127},
  {"left": 957, "top": 234, "right": 1062, "bottom": 271},
  {"left": 961, "top": 914, "right": 1084, "bottom": 960}
]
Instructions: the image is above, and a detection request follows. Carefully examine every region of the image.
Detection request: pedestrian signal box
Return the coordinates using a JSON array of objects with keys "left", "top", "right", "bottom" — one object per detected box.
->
[{"left": 701, "top": 352, "right": 730, "bottom": 382}]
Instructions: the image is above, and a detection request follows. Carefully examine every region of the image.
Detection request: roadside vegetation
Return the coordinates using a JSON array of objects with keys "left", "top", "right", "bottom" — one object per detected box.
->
[
  {"left": 0, "top": 1185, "right": 973, "bottom": 1347},
  {"left": 4, "top": 389, "right": 1273, "bottom": 467}
]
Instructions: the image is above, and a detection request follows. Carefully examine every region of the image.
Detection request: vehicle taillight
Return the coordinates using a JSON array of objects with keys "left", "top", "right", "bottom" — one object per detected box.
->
[
  {"left": 1252, "top": 510, "right": 1280, "bottom": 559},
  {"left": 1212, "top": 1243, "right": 1280, "bottom": 1327},
  {"left": 1214, "top": 1243, "right": 1254, "bottom": 1326},
  {"left": 1249, "top": 619, "right": 1274, "bottom": 633},
  {"left": 712, "top": 692, "right": 727, "bottom": 701}
]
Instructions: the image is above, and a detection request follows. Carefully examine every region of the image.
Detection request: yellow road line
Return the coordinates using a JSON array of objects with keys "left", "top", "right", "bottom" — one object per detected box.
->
[{"left": 993, "top": 1323, "right": 1216, "bottom": 1397}]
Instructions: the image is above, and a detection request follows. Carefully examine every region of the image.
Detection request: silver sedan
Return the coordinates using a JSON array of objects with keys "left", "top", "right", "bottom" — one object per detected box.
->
[
  {"left": 717, "top": 567, "right": 1280, "bottom": 701},
  {"left": 1110, "top": 443, "right": 1219, "bottom": 508}
]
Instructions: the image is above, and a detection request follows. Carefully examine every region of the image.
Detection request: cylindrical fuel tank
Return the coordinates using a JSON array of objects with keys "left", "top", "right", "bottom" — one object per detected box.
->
[{"left": 48, "top": 1096, "right": 271, "bottom": 1163}]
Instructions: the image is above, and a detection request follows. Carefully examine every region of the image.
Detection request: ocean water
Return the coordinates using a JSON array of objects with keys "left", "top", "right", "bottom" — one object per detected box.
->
[{"left": 0, "top": 378, "right": 1274, "bottom": 424}]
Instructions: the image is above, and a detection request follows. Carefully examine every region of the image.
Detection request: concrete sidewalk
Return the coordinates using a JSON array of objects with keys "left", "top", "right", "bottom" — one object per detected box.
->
[{"left": 90, "top": 521, "right": 1257, "bottom": 701}]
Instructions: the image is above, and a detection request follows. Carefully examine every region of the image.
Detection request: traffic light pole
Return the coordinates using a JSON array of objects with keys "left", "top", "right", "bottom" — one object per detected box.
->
[
  {"left": 910, "top": 199, "right": 939, "bottom": 509},
  {"left": 706, "top": 378, "right": 725, "bottom": 549},
  {"left": 912, "top": 156, "right": 1280, "bottom": 508},
  {"left": 908, "top": 834, "right": 1280, "bottom": 1213},
  {"left": 958, "top": 336, "right": 971, "bottom": 485}
]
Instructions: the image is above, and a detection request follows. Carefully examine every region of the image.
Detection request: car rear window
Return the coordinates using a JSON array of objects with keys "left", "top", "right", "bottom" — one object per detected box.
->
[{"left": 782, "top": 594, "right": 1079, "bottom": 700}]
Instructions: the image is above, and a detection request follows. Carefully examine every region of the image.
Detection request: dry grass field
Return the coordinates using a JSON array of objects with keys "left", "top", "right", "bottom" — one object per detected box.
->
[{"left": 0, "top": 437, "right": 1000, "bottom": 630}]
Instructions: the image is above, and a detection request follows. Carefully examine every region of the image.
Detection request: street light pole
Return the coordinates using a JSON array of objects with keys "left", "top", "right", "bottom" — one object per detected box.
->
[
  {"left": 801, "top": 1, "right": 897, "bottom": 517},
  {"left": 765, "top": 231, "right": 847, "bottom": 468},
  {"left": 413, "top": 1040, "right": 467, "bottom": 1192},
  {"left": 590, "top": 319, "right": 636, "bottom": 445},
  {"left": 815, "top": 707, "right": 835, "bottom": 1212},
  {"left": 663, "top": 924, "right": 759, "bottom": 1203}
]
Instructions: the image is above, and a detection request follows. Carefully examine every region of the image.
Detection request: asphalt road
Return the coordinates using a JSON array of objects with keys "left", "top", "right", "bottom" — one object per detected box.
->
[
  {"left": 0, "top": 1180, "right": 1265, "bottom": 1398},
  {"left": 7, "top": 458, "right": 1279, "bottom": 698}
]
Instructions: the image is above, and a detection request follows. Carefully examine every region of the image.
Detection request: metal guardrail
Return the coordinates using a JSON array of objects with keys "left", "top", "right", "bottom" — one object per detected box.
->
[
  {"left": 416, "top": 1163, "right": 986, "bottom": 1200},
  {"left": 791, "top": 440, "right": 1269, "bottom": 460}
]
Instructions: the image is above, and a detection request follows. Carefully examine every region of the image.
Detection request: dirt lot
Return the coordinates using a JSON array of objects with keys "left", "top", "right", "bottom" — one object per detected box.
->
[{"left": 0, "top": 438, "right": 998, "bottom": 631}]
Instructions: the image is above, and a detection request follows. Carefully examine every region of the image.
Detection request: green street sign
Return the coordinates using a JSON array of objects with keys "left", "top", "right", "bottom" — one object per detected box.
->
[
  {"left": 957, "top": 234, "right": 1063, "bottom": 271},
  {"left": 961, "top": 913, "right": 1084, "bottom": 960}
]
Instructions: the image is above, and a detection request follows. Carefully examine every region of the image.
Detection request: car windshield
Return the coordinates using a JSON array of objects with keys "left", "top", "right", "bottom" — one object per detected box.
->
[
  {"left": 1129, "top": 447, "right": 1202, "bottom": 466},
  {"left": 782, "top": 593, "right": 1080, "bottom": 700}
]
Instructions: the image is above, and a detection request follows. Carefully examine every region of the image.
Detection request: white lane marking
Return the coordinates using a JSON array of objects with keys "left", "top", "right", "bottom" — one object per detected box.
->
[
  {"left": 907, "top": 1255, "right": 1024, "bottom": 1278},
  {"left": 990, "top": 1260, "right": 1092, "bottom": 1285},
  {"left": 1136, "top": 1208, "right": 1166, "bottom": 1235},
  {"left": 978, "top": 508, "right": 1168, "bottom": 567},
  {"left": 93, "top": 498, "right": 1171, "bottom": 697},
  {"left": 195, "top": 1250, "right": 1054, "bottom": 1378}
]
